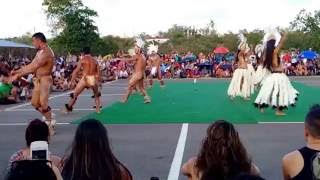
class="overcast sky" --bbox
[0,0,319,38]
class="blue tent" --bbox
[0,40,34,49]
[299,50,318,60]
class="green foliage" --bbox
[246,29,264,46]
[290,9,320,51]
[5,32,33,45]
[41,3,320,55]
[43,0,113,55]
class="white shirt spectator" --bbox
[119,70,128,78]
[54,71,61,78]
[60,68,65,74]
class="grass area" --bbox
[74,80,320,124]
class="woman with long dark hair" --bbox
[182,120,260,180]
[227,35,252,100]
[61,119,132,180]
[254,31,298,115]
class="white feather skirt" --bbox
[254,73,299,109]
[227,68,251,98]
[254,65,270,85]
[247,64,255,94]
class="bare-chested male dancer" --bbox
[64,47,102,113]
[148,44,164,87]
[120,39,151,103]
[10,33,56,135]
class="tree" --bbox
[43,0,83,34]
[290,9,320,51]
[246,29,264,47]
[221,32,238,52]
[290,9,320,33]
[101,36,120,54]
[43,0,111,55]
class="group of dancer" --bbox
[227,30,299,115]
[3,33,164,135]
[1,29,299,136]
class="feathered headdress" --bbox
[238,33,250,53]
[128,48,136,56]
[135,38,145,49]
[147,43,159,55]
[263,28,281,47]
[255,44,263,58]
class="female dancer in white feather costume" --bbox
[254,31,299,115]
[227,39,251,100]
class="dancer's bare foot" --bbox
[144,96,151,104]
[276,110,286,116]
[230,96,235,101]
[120,97,128,103]
[45,120,56,136]
[244,97,251,101]
[94,105,101,114]
[62,108,70,114]
[63,104,73,114]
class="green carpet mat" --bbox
[74,80,320,124]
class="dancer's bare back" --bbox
[80,55,98,76]
[238,51,247,69]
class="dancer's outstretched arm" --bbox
[275,31,288,53]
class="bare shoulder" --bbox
[274,47,280,54]
[251,163,261,176]
[182,157,197,176]
[47,47,55,57]
[283,150,302,164]
[282,150,304,177]
[119,164,132,180]
[38,48,54,61]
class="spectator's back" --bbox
[282,105,320,180]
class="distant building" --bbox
[145,37,169,44]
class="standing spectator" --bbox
[282,104,320,180]
[61,119,132,180]
[182,120,260,180]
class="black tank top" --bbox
[292,147,320,180]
